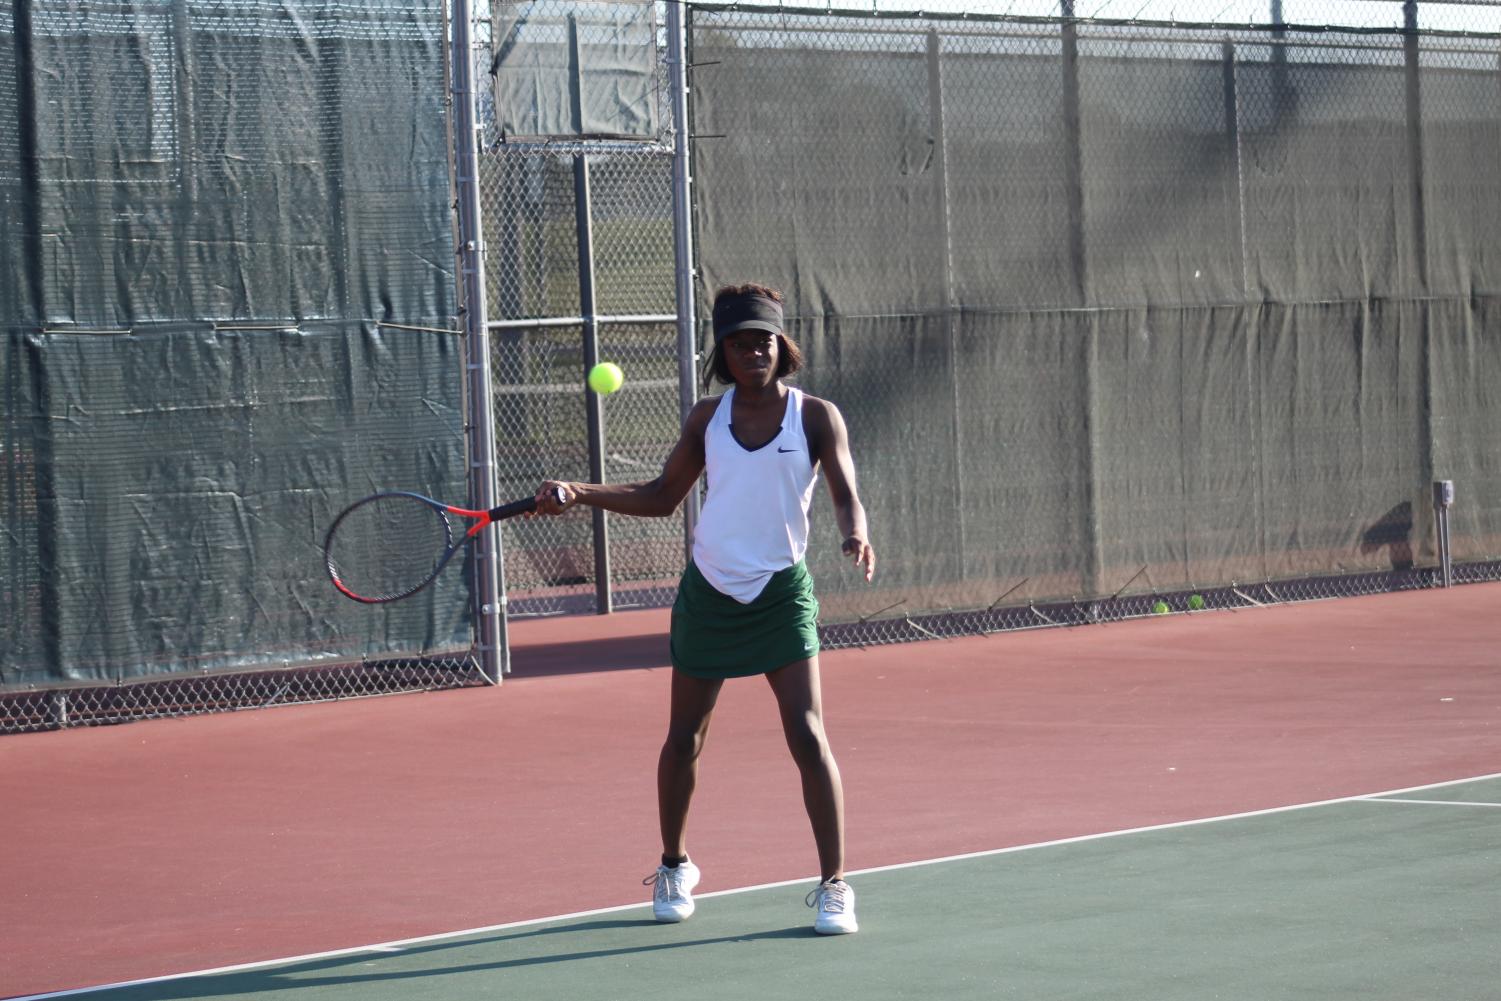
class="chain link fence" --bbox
[687,4,1501,649]
[8,0,1501,733]
[0,656,487,733]
[820,560,1501,648]
[1,0,478,734]
[787,0,1501,33]
[476,2,688,619]
[473,0,1501,649]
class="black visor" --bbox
[712,292,783,343]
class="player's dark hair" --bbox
[701,283,803,391]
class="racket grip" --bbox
[490,496,537,520]
[488,485,564,521]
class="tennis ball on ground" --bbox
[1188,593,1206,611]
[1151,600,1170,615]
[587,361,624,395]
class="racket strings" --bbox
[325,496,454,601]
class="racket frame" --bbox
[323,490,549,604]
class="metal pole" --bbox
[1269,0,1297,133]
[575,154,612,615]
[1060,0,1101,600]
[570,15,612,615]
[1434,480,1454,587]
[1060,0,1086,306]
[490,313,678,331]
[450,0,508,681]
[1404,0,1428,290]
[1223,40,1249,298]
[668,0,701,563]
[928,27,966,580]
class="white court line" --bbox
[13,769,1501,1001]
[1361,797,1501,808]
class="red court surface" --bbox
[3,583,1499,999]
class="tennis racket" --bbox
[324,486,564,604]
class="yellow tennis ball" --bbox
[1151,600,1170,615]
[1188,594,1206,611]
[587,361,623,395]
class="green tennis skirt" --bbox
[670,560,821,679]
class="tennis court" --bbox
[6,1,1501,997]
[6,583,1499,1001]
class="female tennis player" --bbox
[534,282,874,935]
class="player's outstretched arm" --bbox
[806,397,874,581]
[533,397,716,518]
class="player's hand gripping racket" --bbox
[324,486,564,604]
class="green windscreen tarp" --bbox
[688,11,1501,624]
[2,0,465,692]
[491,0,661,139]
[2,324,469,691]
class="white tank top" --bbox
[692,386,820,603]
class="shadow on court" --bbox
[11,586,1501,1000]
[120,920,816,1000]
[102,776,1501,1001]
[508,608,674,678]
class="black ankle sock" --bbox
[662,854,688,869]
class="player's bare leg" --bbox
[765,656,857,933]
[647,671,723,922]
[658,671,724,860]
[764,657,844,881]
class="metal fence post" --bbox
[669,0,701,562]
[1434,480,1454,587]
[569,14,612,615]
[927,27,967,581]
[1060,0,1102,600]
[451,0,507,681]
[574,152,613,615]
[1404,0,1428,290]
[1060,0,1087,304]
[1223,40,1249,297]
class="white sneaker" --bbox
[645,860,701,922]
[807,878,858,935]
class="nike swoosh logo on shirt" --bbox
[777,446,797,453]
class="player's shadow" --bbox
[1359,501,1414,571]
[508,631,671,677]
[132,920,819,998]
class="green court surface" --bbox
[44,775,1499,1001]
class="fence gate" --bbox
[476,1,698,642]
